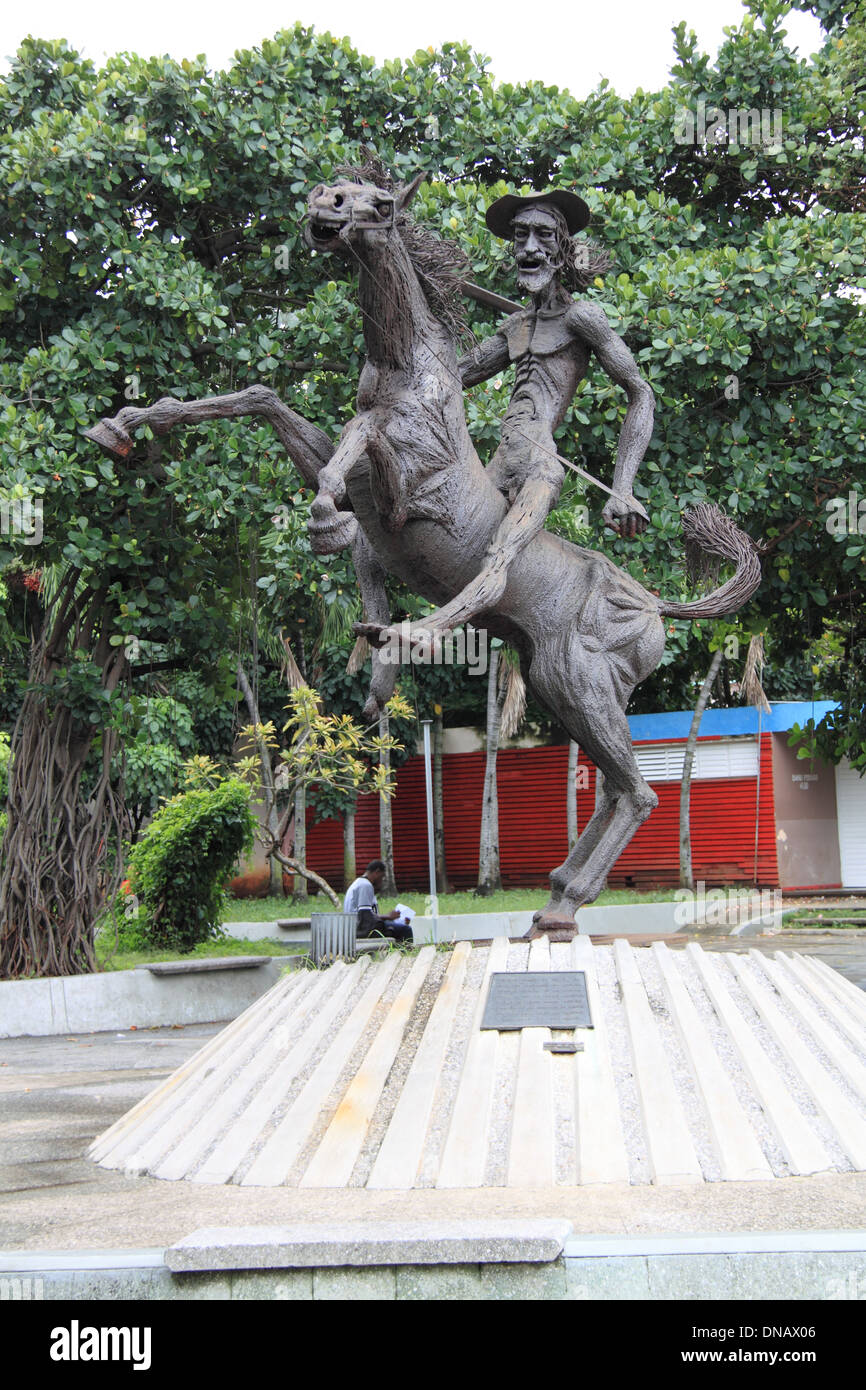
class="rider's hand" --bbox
[386,909,401,921]
[603,494,650,539]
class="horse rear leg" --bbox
[540,780,616,915]
[527,671,657,939]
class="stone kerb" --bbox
[227,901,693,946]
[0,957,284,1039]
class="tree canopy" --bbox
[2,6,864,724]
[0,2,864,971]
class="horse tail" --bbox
[656,503,761,618]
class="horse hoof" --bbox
[84,419,133,460]
[523,913,579,943]
[308,512,358,554]
[353,621,389,647]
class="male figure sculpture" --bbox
[402,189,655,637]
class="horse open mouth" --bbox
[307,216,345,249]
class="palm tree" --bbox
[477,643,525,895]
[679,634,770,889]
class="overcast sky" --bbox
[0,0,824,97]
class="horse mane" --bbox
[336,151,472,342]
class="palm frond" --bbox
[346,634,369,674]
[278,633,306,691]
[741,633,771,713]
[319,593,360,648]
[498,647,526,740]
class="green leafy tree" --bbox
[2,10,864,974]
[114,694,197,837]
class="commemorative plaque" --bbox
[480,971,592,1031]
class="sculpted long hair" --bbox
[537,204,614,292]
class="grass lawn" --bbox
[95,932,306,973]
[781,907,866,929]
[222,885,685,922]
[92,885,683,972]
[81,888,866,975]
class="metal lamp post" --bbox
[421,719,438,943]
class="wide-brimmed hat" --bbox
[485,189,591,238]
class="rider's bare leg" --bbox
[358,477,559,646]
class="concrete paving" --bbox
[1,928,865,1253]
[683,926,866,991]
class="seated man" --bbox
[344,859,413,942]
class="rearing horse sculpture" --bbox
[86,162,760,939]
[303,162,761,937]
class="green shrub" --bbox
[95,891,152,957]
[127,778,256,953]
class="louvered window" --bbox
[634,738,759,782]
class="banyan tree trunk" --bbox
[0,572,128,978]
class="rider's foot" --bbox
[308,495,358,553]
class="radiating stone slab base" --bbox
[89,938,866,1191]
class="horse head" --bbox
[304,158,470,353]
[304,171,425,257]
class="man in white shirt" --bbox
[344,859,413,942]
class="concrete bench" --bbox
[138,957,273,976]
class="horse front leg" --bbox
[308,415,372,554]
[85,384,334,488]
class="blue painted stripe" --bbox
[627,701,838,742]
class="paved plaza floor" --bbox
[1,928,864,1254]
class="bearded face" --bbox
[511,206,565,295]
